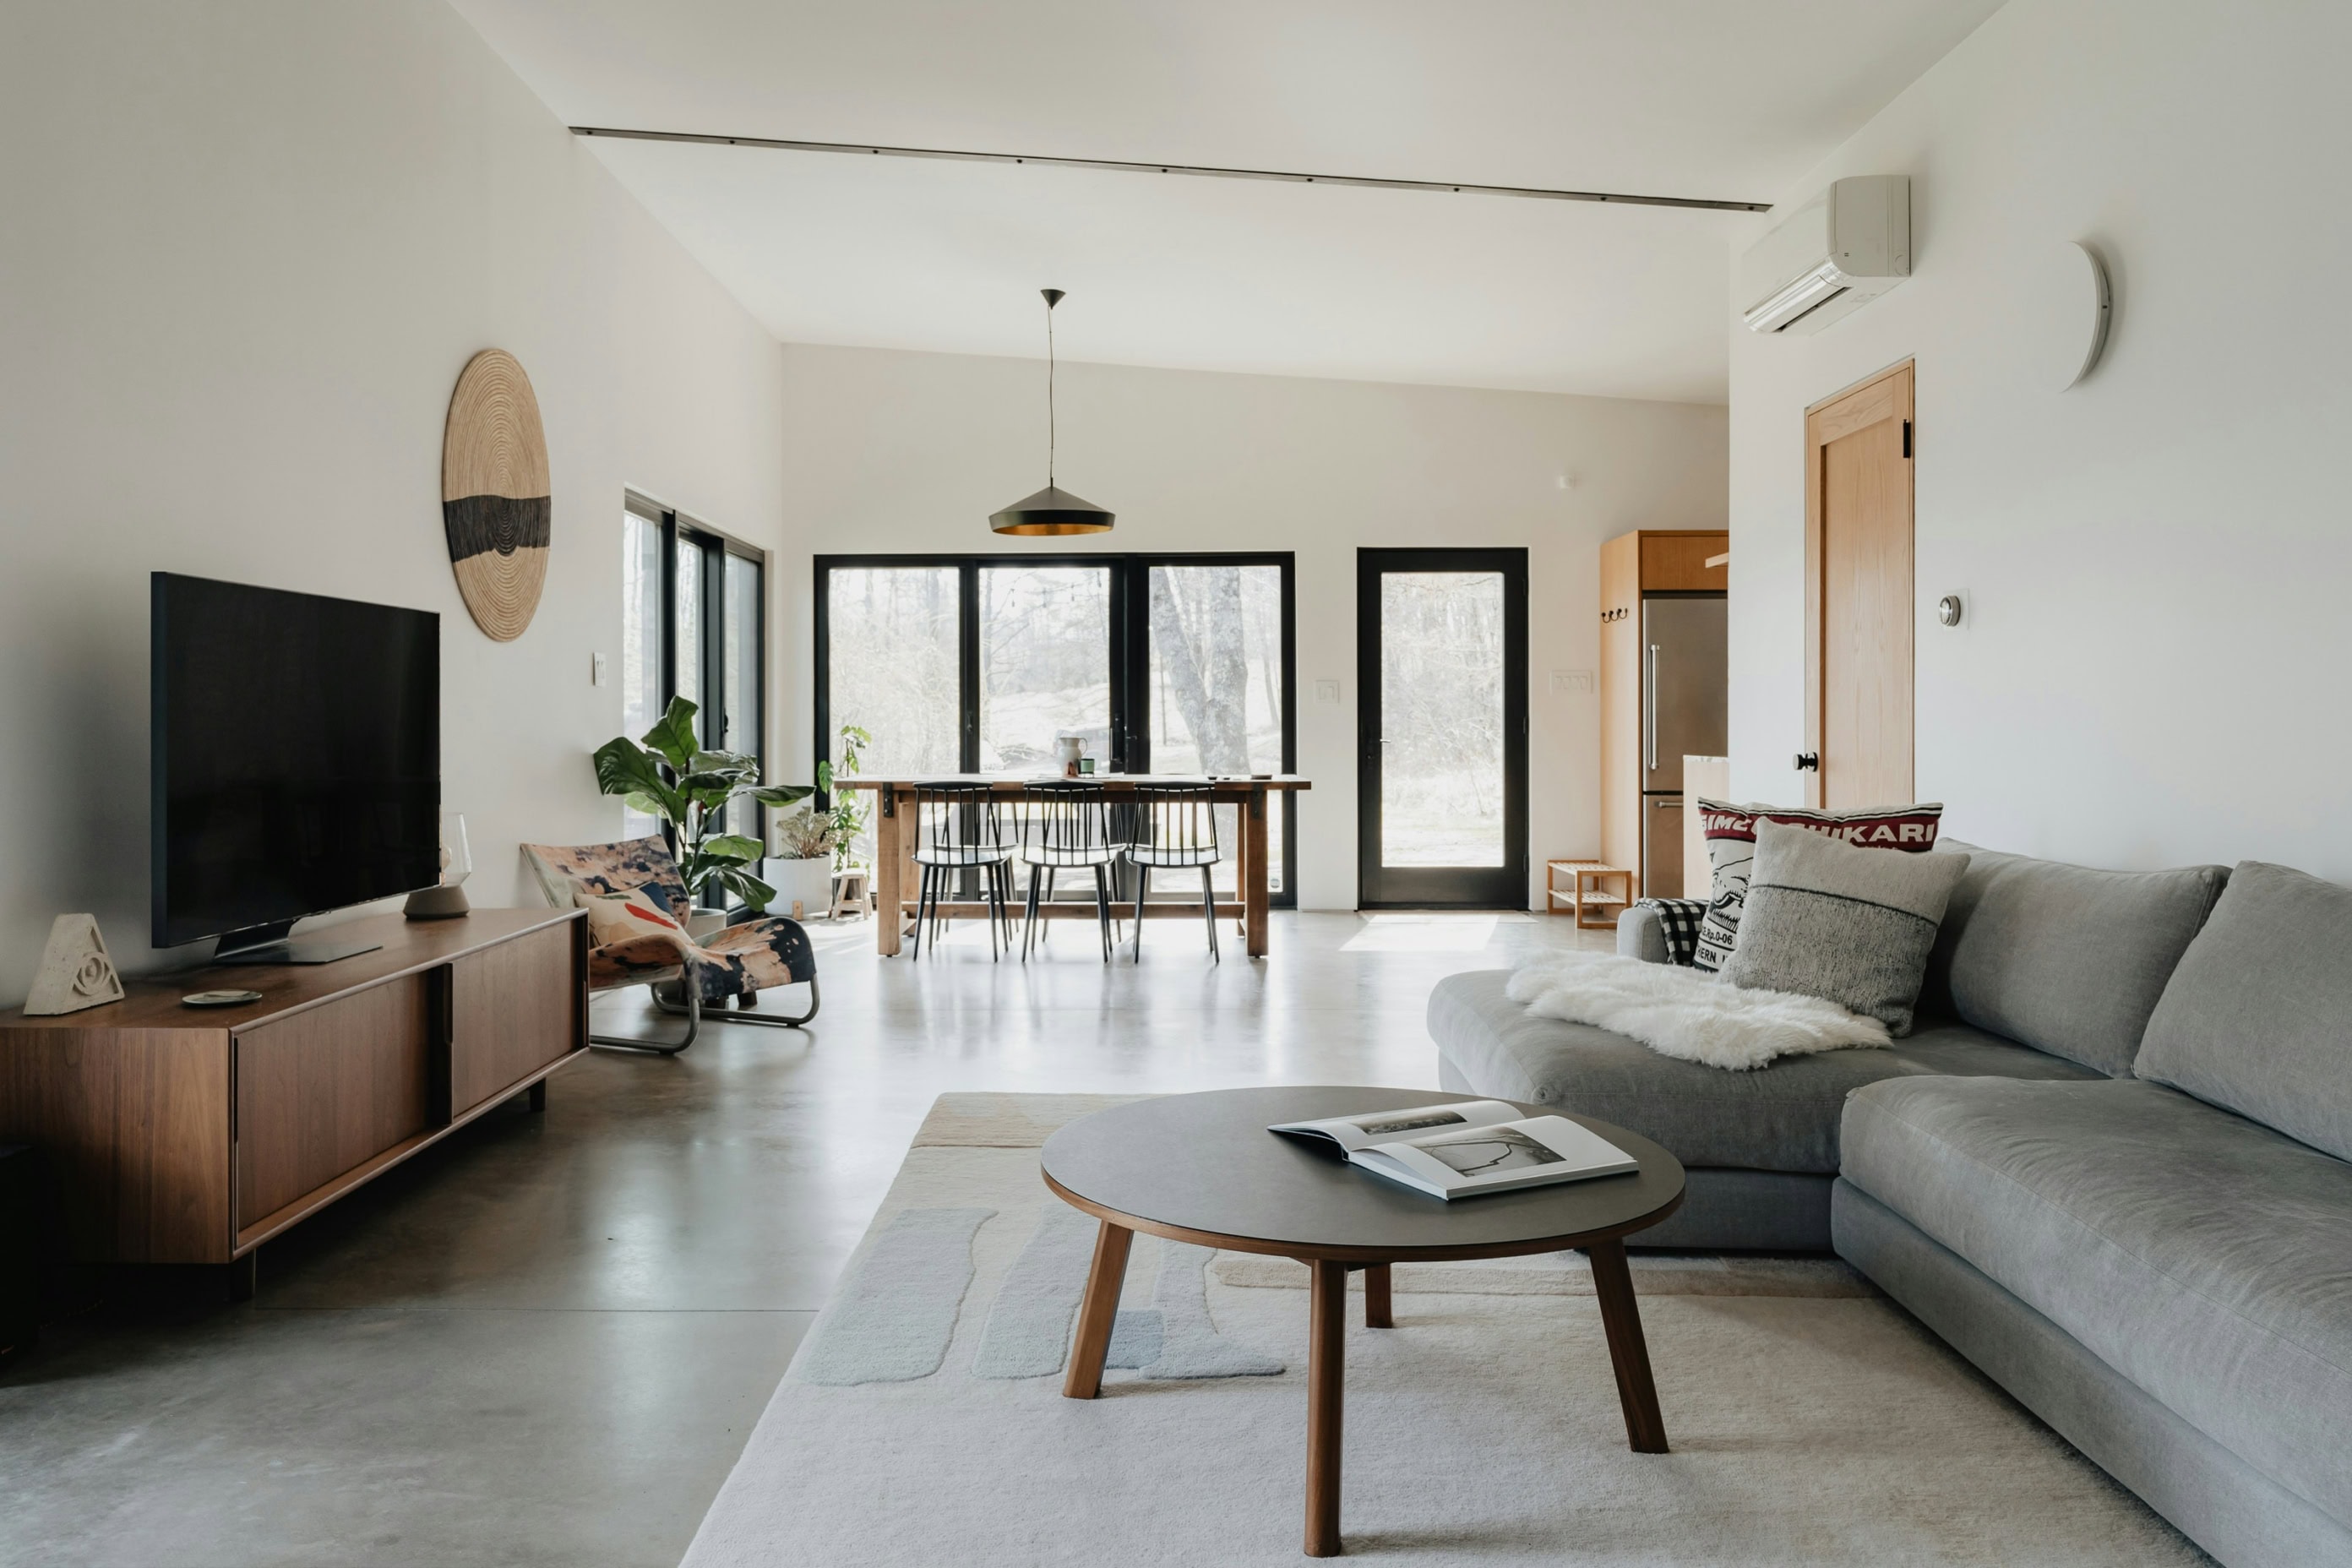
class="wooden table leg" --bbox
[1363,1262,1392,1328]
[1587,1238,1669,1453]
[1306,1258,1347,1556]
[874,793,903,957]
[1245,787,1270,958]
[1063,1222,1134,1400]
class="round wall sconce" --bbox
[2026,242,2112,390]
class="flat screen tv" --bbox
[152,573,439,962]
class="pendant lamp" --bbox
[990,288,1114,535]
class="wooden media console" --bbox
[0,908,587,1292]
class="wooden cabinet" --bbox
[1599,529,1728,901]
[0,909,585,1268]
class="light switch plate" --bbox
[1551,669,1594,694]
[592,652,608,687]
[1315,680,1342,704]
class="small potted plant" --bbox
[591,696,813,939]
[766,808,838,919]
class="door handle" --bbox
[1794,752,1820,772]
[1644,644,1659,772]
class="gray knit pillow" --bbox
[1721,820,1971,1037]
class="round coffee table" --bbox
[1041,1086,1686,1558]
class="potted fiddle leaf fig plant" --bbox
[591,696,813,935]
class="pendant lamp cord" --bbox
[1045,300,1056,487]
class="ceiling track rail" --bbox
[568,126,1772,213]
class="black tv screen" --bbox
[152,574,440,949]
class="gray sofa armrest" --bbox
[1617,902,1670,963]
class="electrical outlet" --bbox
[1551,669,1594,695]
[592,652,608,687]
[1315,679,1342,705]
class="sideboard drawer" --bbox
[449,923,580,1116]
[235,975,435,1229]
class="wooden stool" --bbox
[1545,860,1632,928]
[827,868,872,921]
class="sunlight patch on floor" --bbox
[1339,914,1501,952]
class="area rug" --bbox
[681,1093,2207,1566]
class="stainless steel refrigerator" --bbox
[1642,595,1729,898]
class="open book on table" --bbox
[1267,1100,1639,1200]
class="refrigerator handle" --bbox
[1644,643,1659,772]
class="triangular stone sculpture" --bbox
[24,913,125,1016]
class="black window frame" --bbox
[813,551,1298,907]
[625,492,769,849]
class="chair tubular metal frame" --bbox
[1015,780,1123,962]
[1124,781,1222,962]
[910,782,1018,961]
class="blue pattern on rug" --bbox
[796,1208,994,1386]
[971,1206,1282,1381]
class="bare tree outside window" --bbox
[827,567,960,868]
[1380,571,1505,867]
[1149,565,1285,894]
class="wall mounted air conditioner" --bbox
[1740,176,1910,335]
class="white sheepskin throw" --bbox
[1506,950,1890,1071]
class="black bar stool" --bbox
[910,782,1016,961]
[1124,781,1222,962]
[1015,781,1124,961]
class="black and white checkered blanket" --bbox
[1633,897,1709,967]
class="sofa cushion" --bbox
[1690,798,1945,972]
[1841,1076,2352,1525]
[1722,821,1969,1036]
[1925,841,2226,1076]
[2136,860,2352,1162]
[1427,969,2098,1173]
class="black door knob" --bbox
[1793,751,1820,772]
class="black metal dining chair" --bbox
[910,782,1017,961]
[1123,781,1222,961]
[1015,780,1124,961]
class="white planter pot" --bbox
[683,906,728,944]
[767,857,836,920]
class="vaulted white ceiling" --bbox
[450,1,2004,400]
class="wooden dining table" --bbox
[839,775,1311,958]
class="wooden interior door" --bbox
[1805,362,1915,809]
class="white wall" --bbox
[776,345,1727,910]
[0,2,787,995]
[1726,0,2352,875]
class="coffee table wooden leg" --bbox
[1587,1238,1669,1453]
[1063,1222,1134,1400]
[1363,1262,1392,1328]
[1306,1258,1347,1556]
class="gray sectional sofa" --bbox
[1427,844,2352,1568]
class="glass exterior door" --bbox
[1358,549,1527,907]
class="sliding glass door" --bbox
[814,553,1295,902]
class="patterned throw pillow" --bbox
[1722,820,1971,1035]
[1690,798,1945,972]
[578,889,690,950]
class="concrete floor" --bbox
[0,910,1603,1568]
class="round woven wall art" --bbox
[440,348,550,642]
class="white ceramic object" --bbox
[24,914,124,1015]
[684,907,728,944]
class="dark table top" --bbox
[1040,1086,1685,1262]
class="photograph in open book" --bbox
[1416,1125,1571,1176]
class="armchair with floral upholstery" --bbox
[523,836,819,1054]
